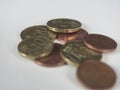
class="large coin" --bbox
[84,34,117,53]
[20,25,56,41]
[60,40,102,66]
[47,18,81,33]
[77,60,116,90]
[35,43,66,67]
[57,28,88,44]
[18,36,53,59]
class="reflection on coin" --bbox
[60,40,102,66]
[47,18,81,33]
[18,36,53,59]
[35,43,66,67]
[20,25,56,41]
[84,34,117,53]
[57,29,88,43]
[77,60,116,90]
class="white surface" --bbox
[0,0,120,90]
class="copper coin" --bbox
[77,60,116,90]
[57,29,88,43]
[83,34,117,53]
[35,43,66,67]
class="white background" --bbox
[0,0,120,90]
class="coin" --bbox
[77,60,116,90]
[57,28,88,43]
[60,40,102,66]
[18,36,53,59]
[35,43,66,67]
[20,25,57,41]
[47,18,81,33]
[84,34,117,53]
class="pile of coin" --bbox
[17,18,117,90]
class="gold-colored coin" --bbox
[20,25,57,41]
[18,36,53,59]
[47,18,81,33]
[60,40,102,66]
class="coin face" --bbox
[77,60,116,90]
[35,43,66,67]
[57,29,88,43]
[18,36,53,59]
[84,34,117,52]
[20,25,56,41]
[60,40,102,66]
[47,18,81,33]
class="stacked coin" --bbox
[17,18,117,90]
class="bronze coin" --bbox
[35,43,66,67]
[47,18,81,33]
[57,29,88,43]
[84,34,117,53]
[77,60,116,90]
[60,40,102,66]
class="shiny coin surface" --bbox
[47,18,81,33]
[18,36,53,59]
[77,60,116,90]
[84,34,117,53]
[57,28,88,43]
[60,40,102,66]
[20,25,56,41]
[35,43,66,67]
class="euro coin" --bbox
[18,36,53,59]
[20,25,56,41]
[57,28,88,43]
[47,18,81,33]
[60,40,102,66]
[84,34,117,53]
[35,43,66,67]
[77,60,116,90]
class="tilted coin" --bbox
[47,18,81,33]
[57,28,88,43]
[35,43,66,67]
[20,25,56,41]
[60,40,102,66]
[77,60,116,90]
[84,34,117,53]
[18,36,53,59]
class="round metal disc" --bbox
[57,28,88,43]
[47,18,82,33]
[77,60,116,90]
[60,40,102,66]
[84,34,117,52]
[20,25,56,41]
[18,36,53,59]
[35,43,66,67]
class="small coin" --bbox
[47,18,81,33]
[77,60,116,90]
[20,25,57,41]
[18,36,53,59]
[35,43,66,67]
[84,34,117,53]
[60,40,102,66]
[57,28,88,43]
